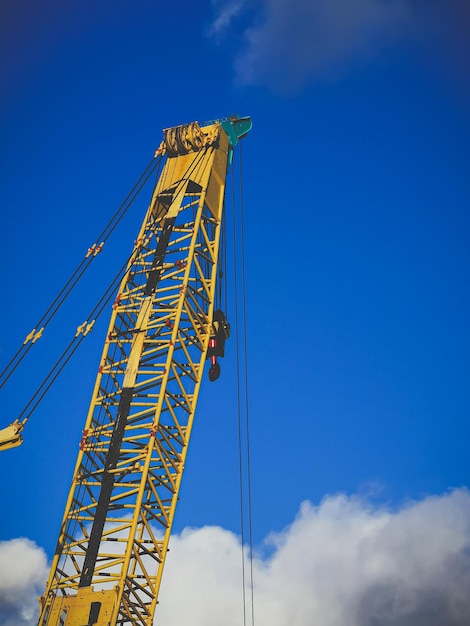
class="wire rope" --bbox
[232,160,248,626]
[0,154,163,391]
[16,247,138,427]
[239,143,256,626]
[232,142,256,626]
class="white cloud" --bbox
[210,0,412,92]
[158,489,470,626]
[3,489,470,626]
[0,538,48,626]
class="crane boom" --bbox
[38,116,251,626]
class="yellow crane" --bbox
[1,115,251,625]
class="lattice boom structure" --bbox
[38,117,251,626]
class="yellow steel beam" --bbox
[38,120,233,626]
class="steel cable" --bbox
[232,162,248,626]
[238,142,256,626]
[16,247,139,426]
[233,144,255,626]
[0,153,163,390]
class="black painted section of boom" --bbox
[144,217,176,296]
[78,217,175,588]
[79,388,133,587]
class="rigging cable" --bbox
[0,153,163,391]
[15,242,143,428]
[232,162,247,626]
[239,141,256,626]
[233,145,255,626]
[10,144,210,434]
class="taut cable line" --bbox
[239,142,256,626]
[233,146,256,626]
[0,153,163,391]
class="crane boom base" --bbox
[42,586,116,625]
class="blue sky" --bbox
[1,1,470,624]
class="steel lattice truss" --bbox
[39,125,231,626]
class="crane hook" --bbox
[207,310,230,382]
